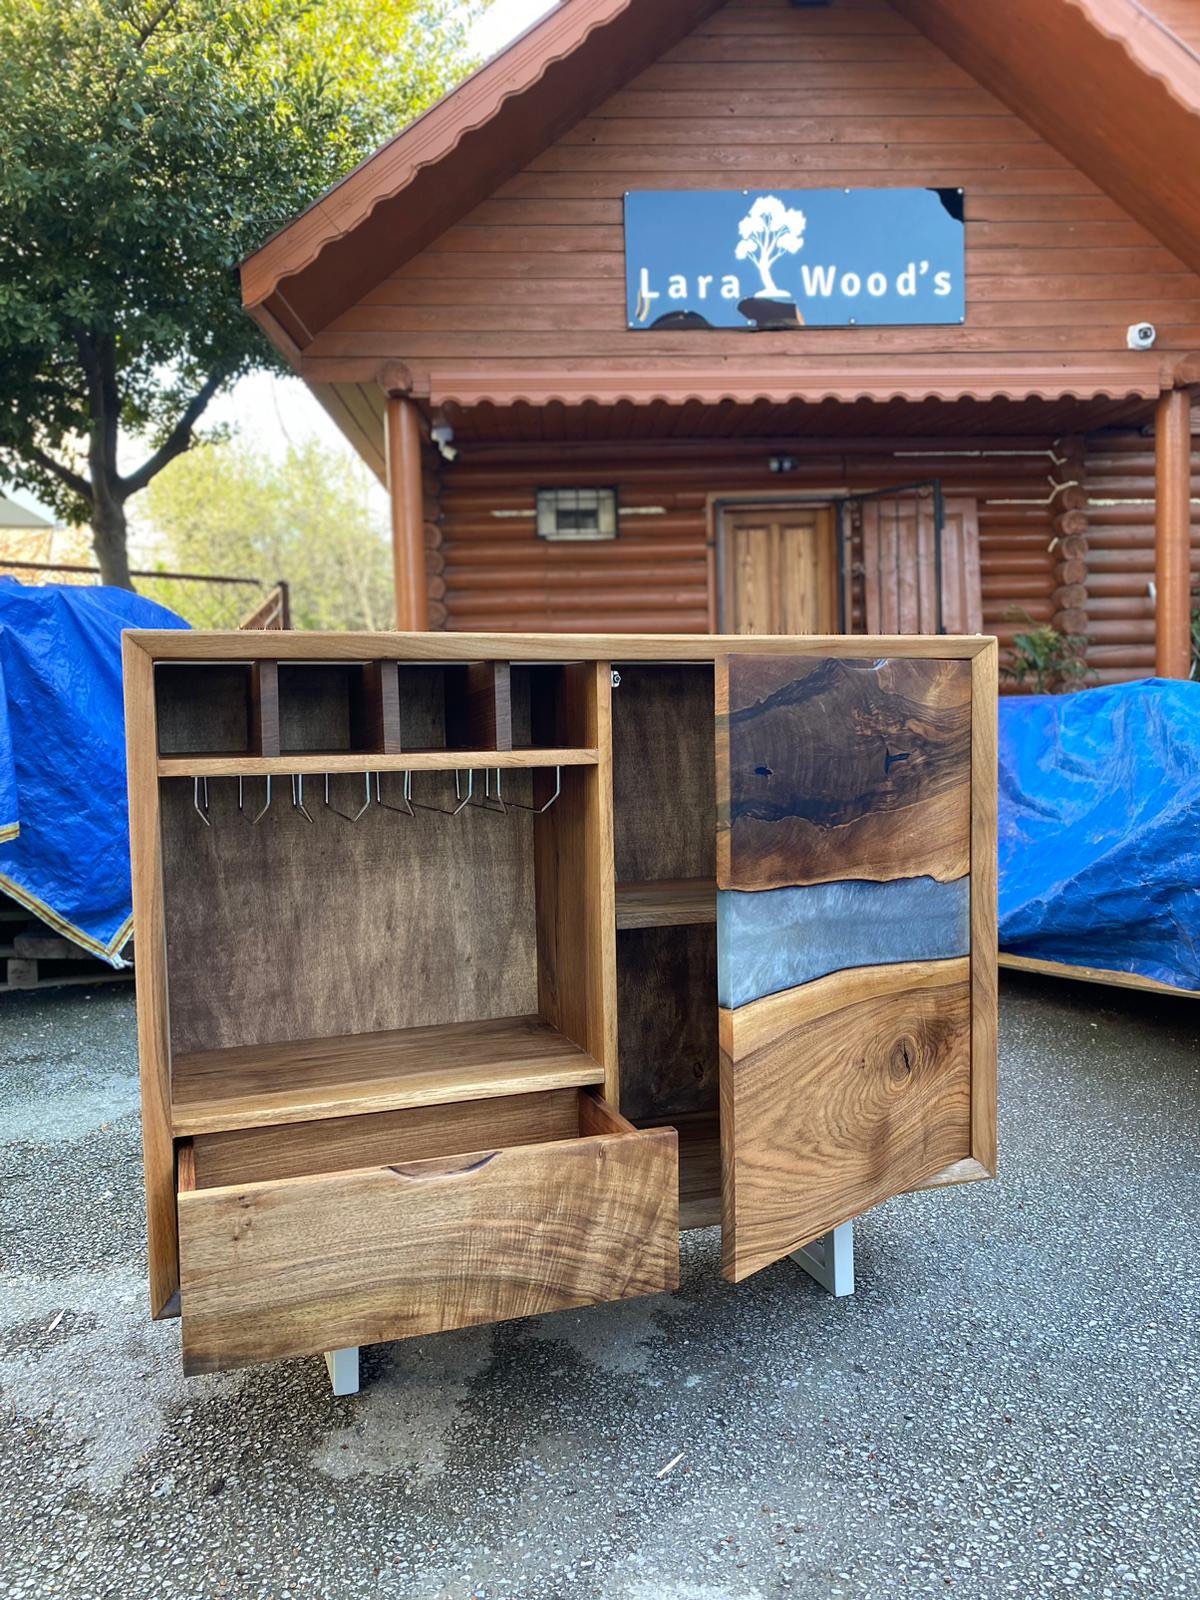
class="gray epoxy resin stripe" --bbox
[716,875,970,1011]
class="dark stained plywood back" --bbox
[156,665,252,755]
[716,655,971,889]
[159,778,538,1054]
[612,665,715,882]
[616,924,718,1123]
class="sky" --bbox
[5,0,558,528]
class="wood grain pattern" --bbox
[720,958,972,1283]
[156,747,598,776]
[998,950,1200,999]
[612,665,715,882]
[300,0,1200,403]
[160,779,539,1055]
[250,661,281,757]
[360,661,401,754]
[156,663,253,756]
[534,662,619,1104]
[437,440,1047,641]
[616,924,718,1124]
[189,1087,583,1188]
[446,662,513,750]
[716,654,972,889]
[638,1110,721,1231]
[615,878,716,930]
[720,505,838,634]
[130,631,994,664]
[969,641,999,1176]
[171,1015,603,1135]
[177,1094,678,1372]
[123,637,178,1317]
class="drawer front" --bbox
[177,1102,678,1373]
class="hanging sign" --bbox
[624,187,964,330]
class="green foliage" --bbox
[1001,609,1092,695]
[139,434,394,630]
[0,0,480,569]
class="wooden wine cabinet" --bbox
[124,631,997,1381]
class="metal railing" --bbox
[0,559,290,630]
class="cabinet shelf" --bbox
[615,877,717,930]
[171,1015,605,1136]
[157,747,598,778]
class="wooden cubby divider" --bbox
[249,661,280,756]
[445,662,512,750]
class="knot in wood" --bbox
[888,1036,917,1084]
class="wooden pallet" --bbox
[0,894,132,993]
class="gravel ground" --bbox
[2,974,1199,1600]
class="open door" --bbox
[715,651,995,1284]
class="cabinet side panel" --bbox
[970,641,999,1173]
[124,639,178,1317]
[535,663,618,1101]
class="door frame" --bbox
[707,492,845,633]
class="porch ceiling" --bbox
[439,392,1156,445]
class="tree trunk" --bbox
[92,494,133,589]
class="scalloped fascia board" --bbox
[422,359,1170,408]
[1064,0,1200,114]
[241,0,643,309]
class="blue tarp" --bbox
[998,678,1200,993]
[0,580,188,964]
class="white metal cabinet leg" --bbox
[791,1221,854,1297]
[325,1346,360,1396]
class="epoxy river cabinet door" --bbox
[715,653,997,1283]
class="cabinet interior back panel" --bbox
[613,666,715,882]
[159,781,538,1054]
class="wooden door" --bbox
[715,651,996,1283]
[721,505,837,634]
[859,492,981,635]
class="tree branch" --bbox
[121,367,227,497]
[22,443,92,505]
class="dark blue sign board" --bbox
[624,188,965,331]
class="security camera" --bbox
[431,421,457,463]
[1126,322,1157,351]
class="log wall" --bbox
[431,439,1061,688]
[1083,415,1200,683]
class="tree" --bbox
[735,195,807,300]
[0,0,481,586]
[139,433,394,630]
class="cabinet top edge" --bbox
[125,631,997,664]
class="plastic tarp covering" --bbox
[998,678,1200,993]
[0,580,188,964]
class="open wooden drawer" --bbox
[175,1088,678,1374]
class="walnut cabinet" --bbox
[123,631,997,1378]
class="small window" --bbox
[536,487,618,541]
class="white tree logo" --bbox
[735,195,807,300]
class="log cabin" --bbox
[240,0,1200,684]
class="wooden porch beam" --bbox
[385,393,429,632]
[1154,387,1194,680]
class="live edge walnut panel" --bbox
[178,1105,679,1374]
[720,960,972,1282]
[715,656,972,891]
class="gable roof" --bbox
[892,0,1200,279]
[243,0,1200,359]
[242,0,724,350]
